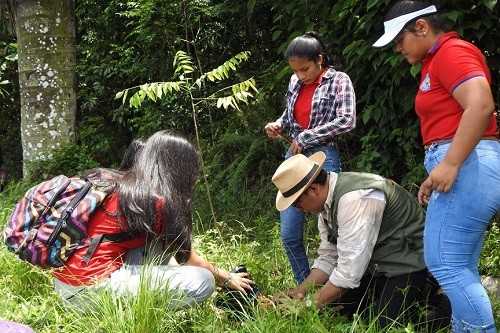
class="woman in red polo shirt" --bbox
[373,2,500,332]
[53,130,254,308]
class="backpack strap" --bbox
[46,180,93,246]
[81,232,139,265]
[16,178,73,252]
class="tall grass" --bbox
[0,183,498,332]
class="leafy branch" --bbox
[115,50,258,267]
[115,50,257,110]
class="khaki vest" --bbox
[325,172,426,277]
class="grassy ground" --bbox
[0,183,498,332]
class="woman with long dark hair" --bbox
[53,130,254,308]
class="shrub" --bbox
[480,217,500,278]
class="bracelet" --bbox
[213,266,220,280]
[304,294,313,308]
[223,273,233,287]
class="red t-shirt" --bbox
[53,193,146,286]
[415,32,498,145]
[294,68,328,130]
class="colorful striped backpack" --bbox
[3,171,134,269]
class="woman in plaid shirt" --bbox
[264,31,356,284]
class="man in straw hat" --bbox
[271,152,450,329]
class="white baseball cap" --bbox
[373,5,437,48]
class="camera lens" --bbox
[231,265,247,273]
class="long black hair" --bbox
[119,139,144,171]
[117,130,200,263]
[385,1,448,34]
[284,31,337,68]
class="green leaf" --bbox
[247,0,256,18]
[247,78,258,92]
[443,10,460,23]
[276,66,291,80]
[366,0,379,10]
[182,65,194,73]
[144,86,157,102]
[121,89,128,105]
[155,83,163,99]
[287,17,301,30]
[373,107,381,122]
[362,106,372,124]
[130,93,141,108]
[173,50,194,77]
[273,14,283,23]
[410,63,422,77]
[272,30,283,41]
[484,0,497,11]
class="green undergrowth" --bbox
[0,180,499,332]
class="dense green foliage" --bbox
[0,40,21,179]
[1,0,499,192]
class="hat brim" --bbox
[372,5,438,48]
[372,29,402,48]
[275,152,326,211]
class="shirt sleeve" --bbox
[277,75,300,131]
[296,72,356,149]
[435,41,489,93]
[311,214,339,275]
[327,189,386,289]
[277,107,289,132]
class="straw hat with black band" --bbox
[372,5,437,48]
[272,152,326,211]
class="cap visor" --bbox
[372,30,399,47]
[372,5,438,48]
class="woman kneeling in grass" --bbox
[53,130,255,308]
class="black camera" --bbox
[214,264,262,315]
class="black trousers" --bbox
[329,269,451,331]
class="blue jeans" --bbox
[423,139,500,333]
[280,146,341,284]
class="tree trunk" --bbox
[12,0,76,176]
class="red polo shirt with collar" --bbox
[415,32,498,146]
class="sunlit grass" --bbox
[1,183,498,332]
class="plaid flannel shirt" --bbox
[278,67,356,150]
